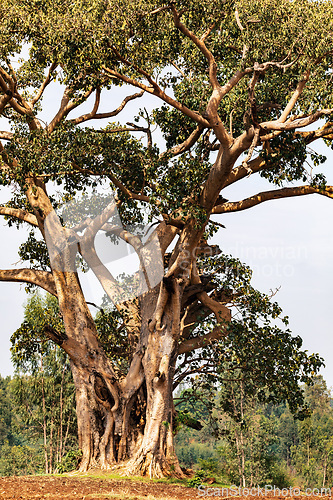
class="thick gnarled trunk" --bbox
[125,285,183,477]
[70,362,147,471]
[54,273,183,477]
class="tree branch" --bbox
[197,291,231,322]
[71,90,144,125]
[222,154,269,187]
[126,121,152,148]
[260,109,333,133]
[102,66,210,128]
[0,68,41,130]
[170,5,219,90]
[47,86,94,132]
[212,185,333,214]
[178,325,228,355]
[0,131,13,141]
[69,87,101,125]
[162,125,204,158]
[0,269,57,296]
[278,70,310,123]
[0,206,38,226]
[29,62,58,107]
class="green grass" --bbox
[54,469,189,486]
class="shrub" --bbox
[57,449,82,473]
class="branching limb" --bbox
[82,200,118,242]
[0,206,38,226]
[170,4,219,90]
[110,45,159,90]
[247,71,260,126]
[101,222,151,290]
[222,155,269,187]
[0,91,13,115]
[148,280,169,332]
[70,87,101,125]
[162,125,204,158]
[47,86,94,132]
[0,131,13,140]
[71,90,144,125]
[4,58,18,88]
[197,290,231,322]
[178,324,228,355]
[108,172,151,203]
[0,268,57,296]
[0,68,41,130]
[170,4,231,148]
[260,109,333,133]
[299,121,333,143]
[212,185,333,214]
[126,120,152,148]
[102,66,210,128]
[29,62,58,107]
[277,70,310,123]
[235,7,245,31]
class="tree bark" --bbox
[52,270,183,477]
[124,287,184,478]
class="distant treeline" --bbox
[175,375,333,489]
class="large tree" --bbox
[0,0,332,476]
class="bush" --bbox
[57,449,82,473]
[188,469,207,488]
[198,458,220,475]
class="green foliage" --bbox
[0,373,44,476]
[177,252,323,424]
[187,469,207,487]
[176,376,333,489]
[8,294,78,474]
[198,458,220,475]
[10,293,66,371]
[0,442,43,476]
[94,307,132,376]
[57,449,83,473]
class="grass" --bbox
[58,469,189,486]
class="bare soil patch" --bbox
[0,474,196,500]
[0,475,331,500]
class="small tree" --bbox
[0,0,332,475]
[10,294,77,474]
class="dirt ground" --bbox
[0,475,331,500]
[0,474,200,500]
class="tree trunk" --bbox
[69,361,147,471]
[53,272,183,477]
[125,286,184,478]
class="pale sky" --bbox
[0,84,332,391]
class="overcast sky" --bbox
[0,84,332,390]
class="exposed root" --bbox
[125,451,185,479]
